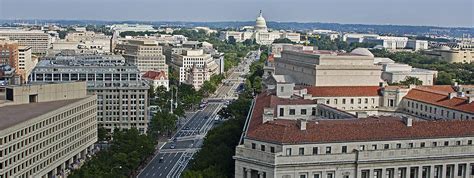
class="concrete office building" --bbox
[234,83,474,178]
[110,24,157,34]
[29,54,149,133]
[0,29,51,54]
[377,59,437,85]
[169,49,219,89]
[274,48,382,86]
[115,39,168,74]
[0,82,97,178]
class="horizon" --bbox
[1,0,473,28]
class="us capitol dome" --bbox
[255,10,268,32]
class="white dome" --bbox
[351,48,374,57]
[255,10,267,31]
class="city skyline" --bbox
[1,0,473,28]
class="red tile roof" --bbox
[142,70,167,80]
[247,117,474,144]
[404,88,474,114]
[417,85,456,94]
[305,86,381,97]
[246,91,474,144]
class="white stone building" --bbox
[142,70,169,91]
[169,49,219,89]
[115,39,168,74]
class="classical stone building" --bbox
[274,48,383,86]
[168,49,219,89]
[424,45,474,63]
[115,39,168,74]
[0,82,97,178]
[235,83,474,178]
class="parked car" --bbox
[170,144,176,149]
[159,157,164,163]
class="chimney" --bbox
[297,119,307,131]
[403,116,413,127]
[449,92,457,99]
[469,96,474,104]
[356,112,368,119]
[262,107,274,123]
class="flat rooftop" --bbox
[0,98,86,130]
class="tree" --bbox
[148,83,156,99]
[97,127,109,141]
[227,36,236,45]
[436,71,454,85]
[399,76,423,86]
[273,38,294,44]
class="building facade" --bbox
[0,82,97,178]
[424,46,474,63]
[0,30,51,54]
[169,49,219,89]
[142,70,169,91]
[115,39,168,74]
[274,48,382,86]
[235,85,474,178]
[29,54,149,133]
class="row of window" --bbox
[406,100,473,120]
[251,139,474,156]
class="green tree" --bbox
[399,76,423,86]
[436,71,454,85]
[273,38,294,44]
[148,83,156,99]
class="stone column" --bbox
[246,168,252,178]
[442,165,447,178]
[382,168,387,178]
[454,164,459,178]
[418,166,423,178]
[258,171,265,178]
[394,168,400,178]
[466,163,471,178]
[369,169,374,178]
[430,165,435,178]
[407,167,411,178]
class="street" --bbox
[137,51,258,178]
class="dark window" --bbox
[251,143,256,149]
[342,146,347,153]
[312,147,318,155]
[420,142,425,147]
[301,109,307,115]
[299,148,304,155]
[325,146,331,154]
[261,145,265,151]
[396,143,402,148]
[270,147,275,153]
[408,143,414,148]
[289,109,296,115]
[456,141,461,145]
[384,144,389,149]
[433,142,438,147]
[468,140,472,145]
[444,141,449,146]
[279,108,284,117]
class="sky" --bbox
[0,0,473,27]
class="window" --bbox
[420,142,425,148]
[312,147,318,155]
[396,143,402,148]
[280,86,284,93]
[286,148,292,155]
[433,142,438,147]
[468,140,472,145]
[270,147,275,153]
[299,148,304,155]
[301,109,307,115]
[342,146,347,153]
[326,173,334,178]
[261,145,266,151]
[456,141,461,145]
[300,175,307,178]
[325,146,332,154]
[358,98,362,104]
[384,144,389,149]
[279,108,284,117]
[350,99,354,104]
[289,109,296,115]
[342,99,346,104]
[251,143,256,149]
[313,174,320,178]
[444,141,449,146]
[372,144,377,150]
[408,143,414,148]
[359,145,365,150]
[334,99,338,104]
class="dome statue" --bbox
[255,10,268,32]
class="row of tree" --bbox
[181,50,267,178]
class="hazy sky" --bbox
[1,0,473,27]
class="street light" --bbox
[110,165,122,173]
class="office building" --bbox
[0,40,36,82]
[274,48,382,86]
[115,39,168,74]
[29,54,149,133]
[0,29,51,54]
[234,83,474,178]
[169,49,219,89]
[375,59,437,85]
[0,82,97,178]
[110,24,157,34]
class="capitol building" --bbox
[219,11,301,45]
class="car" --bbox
[184,126,190,130]
[170,144,176,149]
[205,116,209,119]
[159,157,164,163]
[173,137,177,142]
